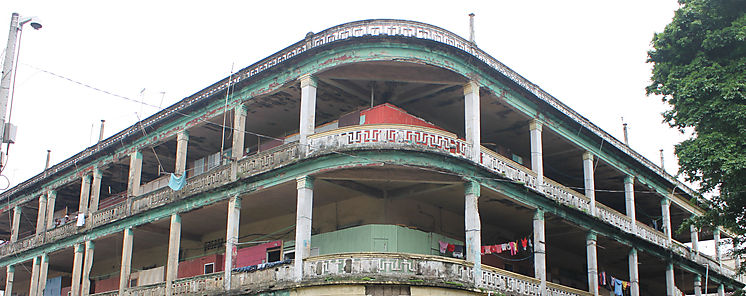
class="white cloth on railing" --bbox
[76,213,85,227]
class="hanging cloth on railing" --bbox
[169,173,186,191]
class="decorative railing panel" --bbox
[172,272,224,295]
[131,164,231,214]
[236,143,300,178]
[90,291,118,296]
[45,222,79,243]
[91,201,128,228]
[231,262,294,290]
[126,283,165,296]
[595,204,634,233]
[635,223,669,248]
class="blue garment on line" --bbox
[614,278,623,296]
[169,173,186,191]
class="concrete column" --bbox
[175,131,189,176]
[224,195,241,290]
[5,265,14,296]
[89,169,102,213]
[81,241,95,296]
[661,198,672,243]
[694,274,702,296]
[231,105,248,161]
[665,262,675,296]
[165,213,181,296]
[533,209,546,295]
[35,194,47,235]
[690,224,699,254]
[529,120,543,187]
[71,243,84,296]
[29,256,40,296]
[714,229,722,266]
[118,227,134,296]
[718,284,725,296]
[10,205,20,242]
[45,190,57,230]
[127,151,142,197]
[628,248,640,296]
[78,175,91,216]
[298,75,317,153]
[582,152,596,216]
[38,253,49,296]
[293,176,314,281]
[586,232,599,296]
[464,180,481,286]
[624,176,636,233]
[464,81,481,162]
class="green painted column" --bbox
[127,151,143,197]
[45,191,57,230]
[530,120,543,187]
[10,205,20,242]
[718,283,725,296]
[89,169,102,214]
[175,131,189,176]
[628,248,639,296]
[294,176,314,281]
[71,243,84,296]
[298,75,317,154]
[661,198,672,243]
[231,104,248,161]
[81,241,95,295]
[464,180,481,286]
[166,213,181,296]
[224,194,241,290]
[118,227,133,296]
[665,262,675,296]
[586,232,598,296]
[29,256,40,296]
[78,175,92,218]
[624,176,637,233]
[35,194,47,235]
[582,152,596,216]
[38,253,49,296]
[694,274,702,296]
[464,81,481,162]
[533,209,546,295]
[5,265,14,296]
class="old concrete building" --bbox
[0,19,742,296]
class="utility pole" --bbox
[0,13,21,169]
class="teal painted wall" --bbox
[310,224,461,256]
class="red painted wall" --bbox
[61,286,71,296]
[234,240,282,268]
[93,276,119,294]
[360,103,444,130]
[177,254,224,279]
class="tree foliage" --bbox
[647,0,746,272]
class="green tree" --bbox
[647,0,746,273]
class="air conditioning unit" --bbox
[3,123,17,144]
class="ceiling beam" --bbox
[318,77,369,104]
[394,84,455,106]
[387,183,458,200]
[137,223,201,242]
[320,179,384,199]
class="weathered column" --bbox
[71,243,84,296]
[690,224,699,254]
[78,175,91,216]
[224,195,241,290]
[665,262,675,296]
[624,176,636,232]
[165,213,181,296]
[661,198,672,243]
[582,152,596,216]
[89,168,102,214]
[35,194,47,235]
[5,265,14,296]
[586,232,599,296]
[464,180,481,286]
[81,241,95,296]
[628,248,640,296]
[694,274,702,296]
[45,190,57,230]
[38,253,49,296]
[118,227,134,296]
[293,176,314,281]
[29,256,40,296]
[10,205,20,242]
[529,120,543,187]
[231,105,248,161]
[714,229,722,266]
[533,209,546,295]
[718,283,725,296]
[175,131,189,176]
[298,75,317,153]
[127,151,142,197]
[464,81,481,162]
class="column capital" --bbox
[463,81,479,95]
[7,265,14,272]
[42,253,49,262]
[131,150,143,159]
[74,243,84,253]
[231,195,242,209]
[582,151,594,161]
[235,103,248,114]
[624,175,635,184]
[38,194,47,201]
[86,240,95,250]
[533,208,544,220]
[13,205,20,212]
[666,262,674,270]
[586,231,597,241]
[171,213,181,223]
[177,130,190,141]
[464,180,480,197]
[529,119,542,132]
[300,74,318,88]
[661,197,670,206]
[47,190,57,198]
[296,176,315,190]
[93,167,102,177]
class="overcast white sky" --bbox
[0,2,690,189]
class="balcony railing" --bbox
[1,125,735,280]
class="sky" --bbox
[2,0,715,249]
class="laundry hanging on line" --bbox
[480,237,533,256]
[169,173,186,191]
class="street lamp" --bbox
[0,13,43,171]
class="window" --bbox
[266,247,281,263]
[204,262,215,274]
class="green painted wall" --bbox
[311,224,461,256]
